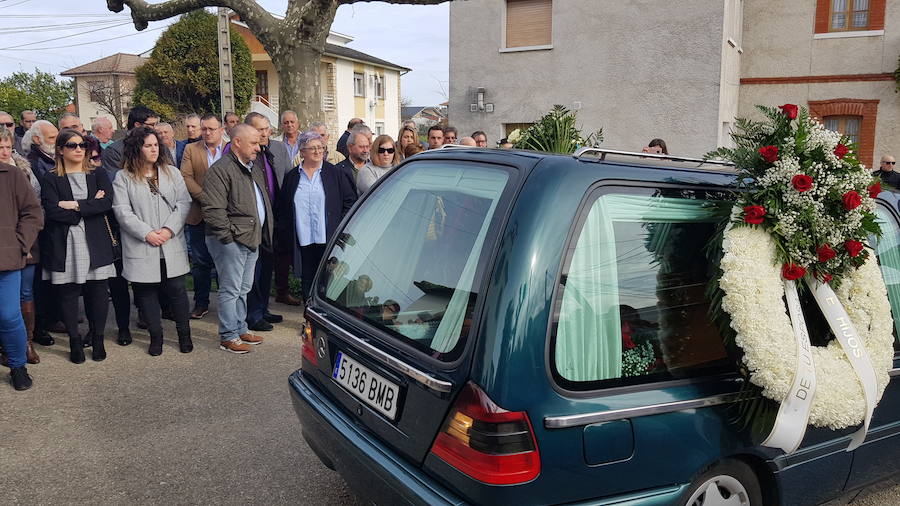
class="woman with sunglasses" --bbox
[41,130,115,363]
[357,134,399,194]
[112,127,192,356]
[275,131,356,302]
[0,127,42,365]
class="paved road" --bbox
[2,298,360,505]
[3,297,899,505]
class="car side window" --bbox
[550,190,735,390]
[870,204,900,352]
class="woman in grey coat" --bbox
[113,127,193,356]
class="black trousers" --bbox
[300,243,326,300]
[132,260,191,345]
[247,249,274,324]
[109,259,131,331]
[57,280,109,343]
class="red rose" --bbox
[822,273,833,283]
[869,182,881,198]
[834,144,850,159]
[779,104,798,119]
[759,145,779,163]
[842,190,862,210]
[791,174,813,192]
[844,240,864,257]
[782,263,806,281]
[816,244,836,263]
[743,205,766,224]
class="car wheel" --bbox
[681,459,764,506]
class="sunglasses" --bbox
[884,161,896,165]
[90,154,102,162]
[377,147,395,154]
[1,122,13,128]
[63,142,89,150]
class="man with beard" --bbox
[23,120,58,180]
[334,124,372,182]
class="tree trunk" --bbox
[270,43,324,123]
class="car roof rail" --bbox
[573,147,735,168]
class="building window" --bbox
[815,0,884,33]
[375,122,385,135]
[824,116,861,145]
[505,0,552,48]
[354,73,365,97]
[87,80,104,102]
[255,70,268,100]
[808,98,878,167]
[374,75,384,99]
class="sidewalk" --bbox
[1,296,361,505]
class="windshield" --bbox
[318,161,512,361]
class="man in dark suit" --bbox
[175,113,202,168]
[244,112,288,330]
[335,117,364,160]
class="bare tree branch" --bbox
[107,0,276,37]
[339,0,451,4]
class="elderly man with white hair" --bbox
[22,120,58,180]
[91,117,115,149]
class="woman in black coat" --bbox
[275,131,356,302]
[41,129,115,363]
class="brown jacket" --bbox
[181,140,226,225]
[0,162,43,271]
[201,152,273,252]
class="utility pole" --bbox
[216,7,236,117]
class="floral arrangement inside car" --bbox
[708,105,895,454]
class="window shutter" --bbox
[506,0,552,48]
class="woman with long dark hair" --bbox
[41,129,115,363]
[112,127,193,355]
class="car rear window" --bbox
[551,189,735,390]
[318,161,512,362]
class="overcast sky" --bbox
[0,0,449,106]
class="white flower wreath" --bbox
[720,224,894,429]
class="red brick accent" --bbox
[808,99,879,168]
[741,73,894,85]
[815,0,830,33]
[815,0,885,33]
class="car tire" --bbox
[679,458,764,506]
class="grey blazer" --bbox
[265,139,292,187]
[112,166,192,283]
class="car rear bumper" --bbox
[289,370,464,506]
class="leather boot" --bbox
[91,333,106,362]
[69,333,85,364]
[22,301,39,364]
[178,331,193,354]
[148,333,163,356]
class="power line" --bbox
[0,19,126,34]
[1,25,167,51]
[1,20,134,50]
[0,14,130,18]
[0,0,33,9]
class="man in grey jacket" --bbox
[202,124,274,354]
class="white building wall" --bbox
[335,59,357,134]
[449,0,725,157]
[383,71,401,138]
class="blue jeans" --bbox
[0,269,27,368]
[187,223,213,309]
[19,264,35,302]
[206,237,258,342]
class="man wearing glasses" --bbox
[874,155,900,190]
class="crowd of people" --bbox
[0,105,499,391]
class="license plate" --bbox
[332,352,400,420]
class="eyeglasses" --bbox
[63,142,89,150]
[377,147,395,154]
[303,146,325,152]
[1,122,13,128]
[883,161,896,165]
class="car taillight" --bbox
[300,321,318,366]
[430,382,540,485]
